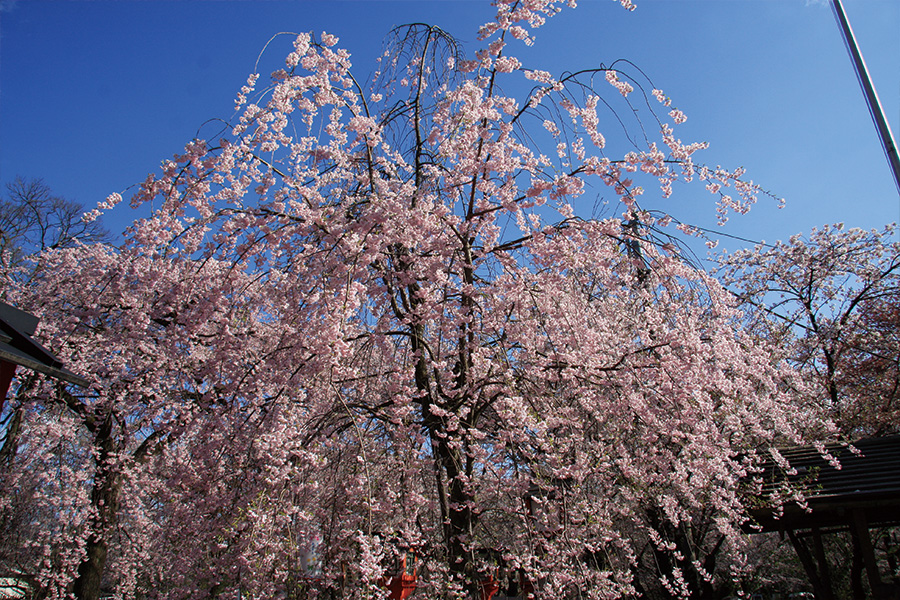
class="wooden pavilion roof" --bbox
[747,434,900,533]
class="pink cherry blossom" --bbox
[1,1,820,598]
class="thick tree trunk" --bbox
[425,413,481,598]
[435,434,478,596]
[72,415,121,600]
[73,538,109,600]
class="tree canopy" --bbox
[0,2,841,599]
[718,224,900,438]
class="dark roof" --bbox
[747,435,900,533]
[0,302,89,388]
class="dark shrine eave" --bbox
[745,434,900,534]
[0,301,90,389]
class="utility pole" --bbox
[832,0,900,196]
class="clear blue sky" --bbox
[1,0,898,256]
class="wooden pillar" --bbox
[886,534,900,585]
[851,509,889,598]
[812,527,830,584]
[788,529,836,600]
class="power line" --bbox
[831,0,900,197]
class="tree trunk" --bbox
[73,538,109,600]
[436,434,478,596]
[72,414,121,600]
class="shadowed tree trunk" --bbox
[73,413,120,600]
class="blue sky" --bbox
[1,0,898,257]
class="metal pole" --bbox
[832,0,900,196]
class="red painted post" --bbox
[479,574,500,600]
[382,552,417,600]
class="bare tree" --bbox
[0,177,111,277]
